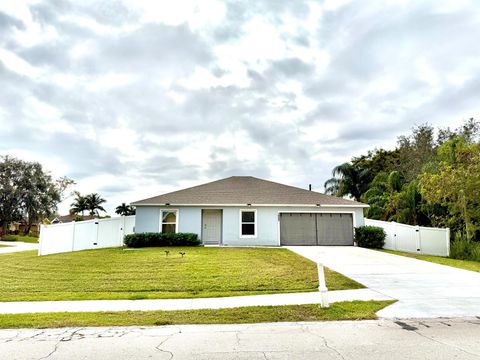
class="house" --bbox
[8,221,40,236]
[131,176,368,246]
[51,214,96,224]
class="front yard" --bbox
[0,247,363,302]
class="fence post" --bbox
[317,262,329,308]
[71,221,76,252]
[415,225,421,253]
[121,216,126,246]
[38,224,44,256]
[446,228,451,257]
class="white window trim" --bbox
[239,209,257,238]
[159,209,179,233]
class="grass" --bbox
[0,235,38,243]
[0,244,11,248]
[381,249,480,272]
[0,247,363,302]
[0,301,394,329]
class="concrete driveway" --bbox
[287,246,480,318]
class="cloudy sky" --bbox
[1,0,479,215]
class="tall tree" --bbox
[115,203,135,216]
[419,139,480,240]
[363,171,402,220]
[397,123,436,182]
[70,192,88,216]
[0,156,73,234]
[84,193,106,216]
[324,163,370,201]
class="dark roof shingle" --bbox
[132,176,367,207]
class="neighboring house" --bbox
[132,176,368,246]
[51,214,96,224]
[8,221,40,235]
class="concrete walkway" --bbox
[0,241,38,254]
[287,246,480,318]
[0,289,391,314]
[1,318,479,359]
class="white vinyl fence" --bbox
[364,218,450,256]
[39,215,135,256]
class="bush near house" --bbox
[1,235,18,241]
[355,226,386,249]
[124,232,201,248]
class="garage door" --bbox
[280,213,354,246]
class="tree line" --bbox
[325,118,480,243]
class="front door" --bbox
[202,210,222,245]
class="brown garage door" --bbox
[280,213,354,246]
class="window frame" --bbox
[159,209,179,234]
[239,209,257,238]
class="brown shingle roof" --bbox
[132,176,367,207]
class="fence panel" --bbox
[73,221,97,251]
[395,223,418,253]
[39,223,74,255]
[97,218,123,248]
[419,226,450,256]
[364,219,449,256]
[39,215,136,256]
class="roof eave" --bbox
[131,202,369,208]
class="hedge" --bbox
[0,235,18,241]
[124,232,201,248]
[355,226,386,249]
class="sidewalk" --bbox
[0,289,392,314]
[0,241,38,254]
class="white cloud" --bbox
[1,0,480,214]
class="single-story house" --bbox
[131,176,368,246]
[51,214,96,224]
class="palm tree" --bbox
[324,163,370,201]
[85,193,106,216]
[363,171,402,220]
[70,192,87,216]
[115,203,135,216]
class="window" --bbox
[240,210,256,237]
[161,210,177,233]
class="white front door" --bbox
[202,210,222,245]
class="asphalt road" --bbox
[1,318,480,359]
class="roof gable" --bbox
[132,176,367,207]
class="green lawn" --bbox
[0,247,363,302]
[0,235,38,243]
[381,250,480,272]
[0,300,393,329]
[0,244,11,248]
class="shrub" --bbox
[124,232,201,248]
[450,232,480,261]
[1,235,18,241]
[355,226,386,249]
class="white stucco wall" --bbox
[135,205,365,246]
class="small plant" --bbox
[179,252,186,258]
[355,226,386,249]
[164,250,170,257]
